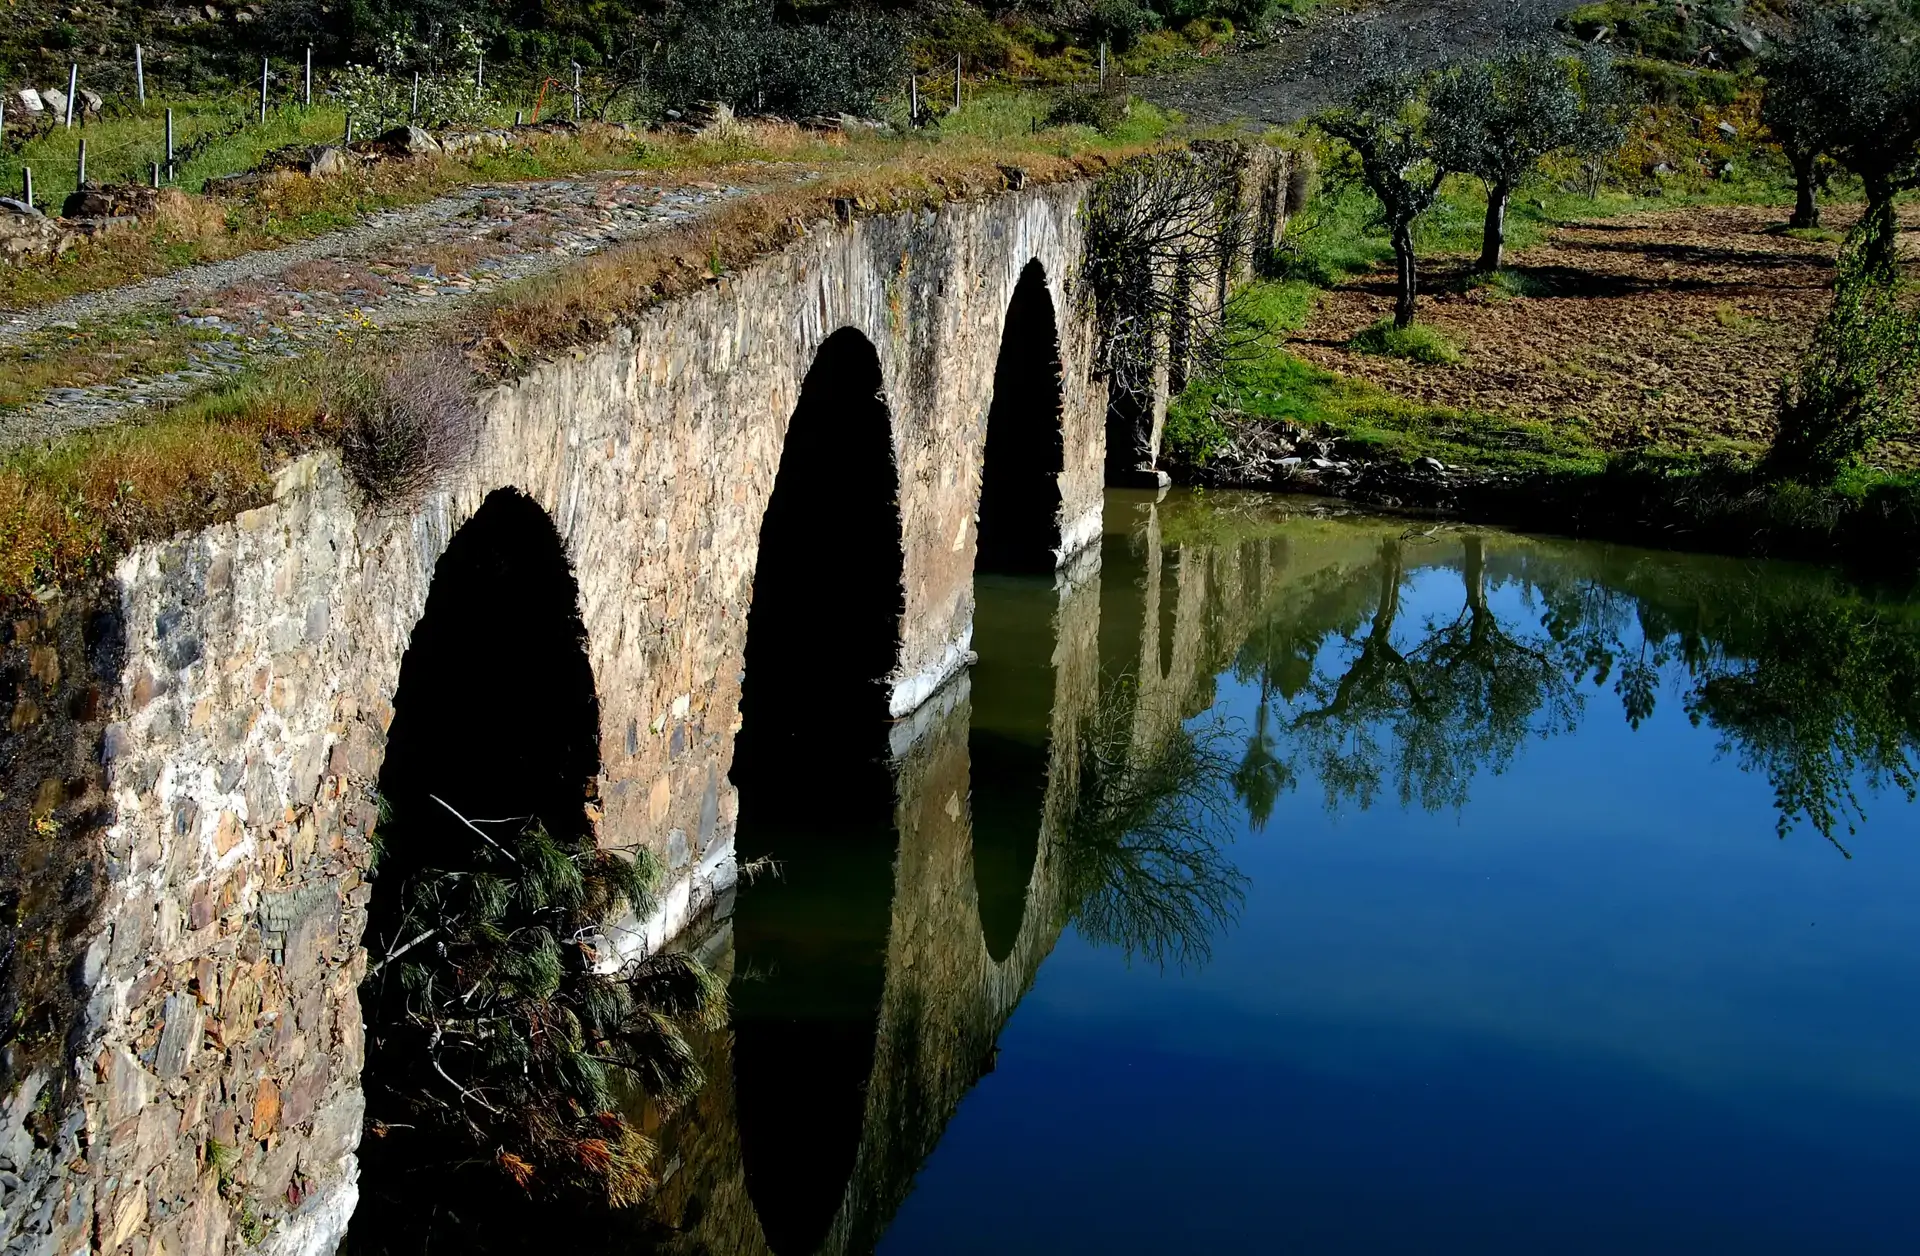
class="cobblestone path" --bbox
[0,172,782,447]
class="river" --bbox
[359,488,1920,1253]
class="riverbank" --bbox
[1164,188,1920,575]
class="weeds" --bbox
[331,347,480,509]
[1349,318,1461,364]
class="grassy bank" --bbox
[0,108,1176,606]
[1167,270,1920,571]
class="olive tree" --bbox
[1316,37,1448,327]
[1429,42,1584,271]
[1764,1,1920,269]
[1759,2,1854,229]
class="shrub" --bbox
[331,348,479,508]
[1088,0,1163,52]
[1766,234,1920,482]
[653,0,907,118]
[1044,85,1132,131]
[1350,318,1461,364]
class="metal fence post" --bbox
[412,71,420,119]
[77,138,86,186]
[22,167,31,211]
[136,44,146,106]
[305,46,312,107]
[165,107,174,166]
[260,59,269,124]
[65,64,76,128]
[572,62,581,121]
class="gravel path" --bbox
[0,172,783,448]
[1138,0,1585,127]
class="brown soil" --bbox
[1290,203,1920,460]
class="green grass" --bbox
[1349,318,1460,364]
[1165,279,1604,476]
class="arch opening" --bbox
[975,261,1066,575]
[967,573,1059,962]
[351,487,601,1249]
[730,328,905,1256]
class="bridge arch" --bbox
[729,327,905,1255]
[975,259,1067,575]
[354,486,601,1233]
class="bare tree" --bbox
[1315,34,1447,327]
[1084,146,1253,473]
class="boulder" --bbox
[40,87,67,118]
[60,182,191,220]
[203,170,296,197]
[15,88,43,114]
[0,212,71,262]
[362,125,441,159]
[258,143,360,178]
[78,89,103,116]
[0,197,43,218]
[308,145,355,177]
[438,129,510,157]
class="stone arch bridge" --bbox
[0,153,1287,1256]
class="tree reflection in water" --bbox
[1054,676,1248,969]
[1216,516,1920,850]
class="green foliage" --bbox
[649,0,907,118]
[1766,231,1920,482]
[362,802,715,1205]
[1349,318,1460,364]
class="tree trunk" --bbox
[1860,181,1899,278]
[1789,152,1820,230]
[1478,181,1510,272]
[1392,221,1418,329]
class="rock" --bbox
[999,165,1028,191]
[1650,162,1674,177]
[60,183,190,220]
[1414,456,1446,475]
[308,145,355,178]
[1715,121,1738,140]
[438,130,510,157]
[0,212,71,261]
[40,87,67,118]
[15,88,43,114]
[838,114,892,135]
[0,197,43,218]
[78,89,103,116]
[367,125,441,158]
[1717,160,1737,179]
[203,170,296,197]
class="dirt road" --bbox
[1138,0,1585,127]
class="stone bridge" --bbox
[0,151,1288,1256]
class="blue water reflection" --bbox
[882,501,1920,1255]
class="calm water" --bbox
[655,489,1920,1254]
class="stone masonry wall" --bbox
[0,178,1108,1256]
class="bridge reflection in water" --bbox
[639,488,1300,1256]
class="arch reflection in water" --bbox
[658,557,1102,1256]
